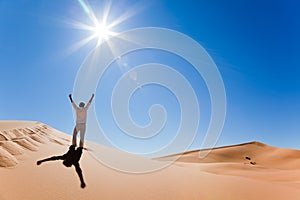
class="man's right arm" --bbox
[69,94,73,103]
[69,94,77,109]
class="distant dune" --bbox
[159,141,300,169]
[1,120,300,199]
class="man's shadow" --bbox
[36,145,86,188]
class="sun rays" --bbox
[66,0,146,53]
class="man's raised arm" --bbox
[89,93,95,103]
[69,94,77,109]
[69,94,73,103]
[85,93,94,109]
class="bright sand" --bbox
[1,120,300,200]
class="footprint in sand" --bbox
[244,156,257,166]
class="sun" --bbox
[68,0,144,52]
[92,22,114,44]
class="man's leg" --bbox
[79,124,86,148]
[72,126,78,146]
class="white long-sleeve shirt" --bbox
[72,102,91,124]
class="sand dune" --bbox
[160,141,300,169]
[159,141,300,188]
[1,120,300,199]
[0,121,68,167]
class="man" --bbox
[69,93,94,148]
[37,145,86,188]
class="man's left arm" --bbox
[86,93,94,110]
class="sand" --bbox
[1,120,300,199]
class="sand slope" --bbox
[1,121,300,200]
[161,141,300,169]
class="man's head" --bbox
[79,102,85,108]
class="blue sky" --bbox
[0,0,299,153]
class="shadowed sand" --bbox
[1,120,300,199]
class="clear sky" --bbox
[0,0,299,154]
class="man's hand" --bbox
[69,94,73,103]
[89,93,95,103]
